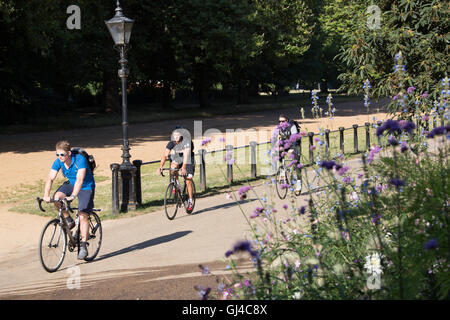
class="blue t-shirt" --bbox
[51,153,95,190]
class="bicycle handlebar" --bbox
[160,167,185,178]
[36,197,74,213]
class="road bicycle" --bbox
[275,157,302,199]
[160,168,196,220]
[36,197,102,273]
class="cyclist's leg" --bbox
[293,145,302,177]
[185,164,195,200]
[53,181,73,219]
[292,145,302,192]
[77,189,95,243]
[171,161,180,179]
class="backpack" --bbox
[71,147,96,174]
[290,119,301,133]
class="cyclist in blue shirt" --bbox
[43,140,95,260]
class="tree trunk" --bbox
[102,70,120,113]
[237,82,250,105]
[320,79,328,94]
[194,64,210,109]
[161,80,174,109]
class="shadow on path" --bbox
[179,198,258,218]
[96,231,192,262]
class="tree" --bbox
[337,0,449,114]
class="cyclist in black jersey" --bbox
[157,126,195,211]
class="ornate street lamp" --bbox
[106,1,136,212]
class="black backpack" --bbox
[71,147,96,174]
[290,119,301,133]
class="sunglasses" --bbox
[56,152,67,157]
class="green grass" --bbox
[2,124,382,220]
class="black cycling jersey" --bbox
[166,139,195,164]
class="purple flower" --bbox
[342,176,352,184]
[407,86,416,94]
[289,134,302,144]
[424,238,439,250]
[199,264,211,275]
[278,121,290,131]
[400,141,408,153]
[309,145,316,151]
[337,166,349,176]
[371,214,382,224]
[232,240,258,257]
[389,178,405,188]
[201,138,211,146]
[282,204,288,210]
[250,207,264,219]
[399,120,416,134]
[426,126,450,138]
[195,285,211,300]
[368,145,381,164]
[297,163,303,169]
[299,206,306,214]
[421,91,428,98]
[376,119,402,137]
[388,136,399,146]
[238,186,252,200]
[280,183,289,189]
[286,160,298,168]
[320,160,336,170]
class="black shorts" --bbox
[55,181,95,213]
[171,162,195,178]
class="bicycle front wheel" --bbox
[164,182,179,220]
[275,166,289,199]
[84,212,102,262]
[39,219,67,273]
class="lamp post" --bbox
[105,1,136,212]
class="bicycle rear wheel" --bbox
[164,182,179,220]
[84,212,102,262]
[183,180,196,214]
[275,166,289,199]
[39,218,67,273]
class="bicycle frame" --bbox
[161,168,187,196]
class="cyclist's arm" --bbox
[181,147,191,170]
[43,169,58,201]
[157,148,171,173]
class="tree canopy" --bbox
[0,0,448,125]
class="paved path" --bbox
[0,155,370,299]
